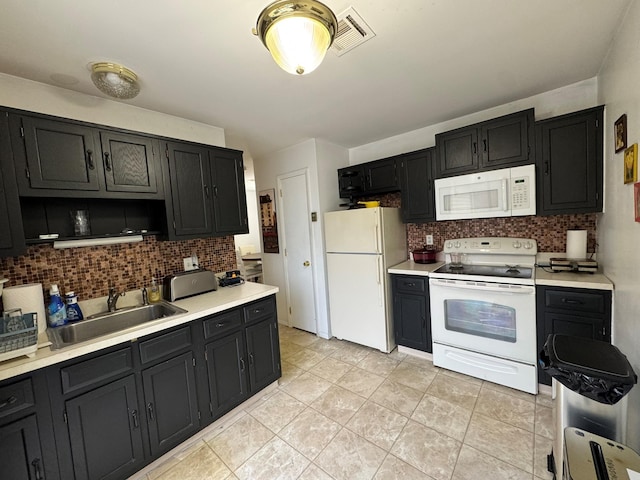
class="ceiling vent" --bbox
[330,7,375,56]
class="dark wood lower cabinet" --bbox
[142,352,199,457]
[0,415,45,480]
[392,275,432,352]
[65,375,144,480]
[206,331,248,418]
[246,317,281,392]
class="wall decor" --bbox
[615,114,627,153]
[635,183,640,222]
[624,143,638,184]
[259,189,279,253]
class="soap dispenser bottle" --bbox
[47,284,68,327]
[149,277,161,303]
[65,291,84,322]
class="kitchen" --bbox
[0,1,640,479]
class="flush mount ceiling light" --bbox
[253,0,338,75]
[90,62,140,99]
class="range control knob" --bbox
[512,241,522,249]
[454,241,461,249]
[446,241,453,249]
[523,241,533,249]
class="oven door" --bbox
[429,278,536,363]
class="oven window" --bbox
[444,299,516,343]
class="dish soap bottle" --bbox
[47,284,68,327]
[149,278,161,303]
[65,291,84,322]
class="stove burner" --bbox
[449,264,464,270]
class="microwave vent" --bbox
[330,7,375,56]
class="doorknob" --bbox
[303,261,310,266]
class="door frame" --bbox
[276,168,318,332]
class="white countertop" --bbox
[388,260,613,291]
[0,282,278,382]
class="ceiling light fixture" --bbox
[254,0,338,75]
[90,62,140,99]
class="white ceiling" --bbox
[0,0,631,159]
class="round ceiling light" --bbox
[90,62,140,99]
[254,1,338,75]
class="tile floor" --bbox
[130,325,556,480]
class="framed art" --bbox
[615,114,627,153]
[624,143,638,184]
[259,188,279,253]
[635,183,640,222]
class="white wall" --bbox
[598,0,640,450]
[349,78,599,164]
[0,73,225,146]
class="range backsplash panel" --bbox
[0,236,236,302]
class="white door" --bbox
[278,170,317,333]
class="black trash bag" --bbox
[539,334,637,405]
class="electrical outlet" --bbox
[183,257,197,271]
[426,234,434,245]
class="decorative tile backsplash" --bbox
[0,236,237,302]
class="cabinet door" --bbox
[100,131,158,194]
[338,165,365,198]
[209,148,248,235]
[394,293,430,352]
[142,352,199,457]
[0,112,26,256]
[536,106,603,215]
[364,157,399,194]
[205,331,248,418]
[166,141,213,237]
[0,415,44,480]
[400,148,435,223]
[480,109,533,169]
[245,317,281,393]
[66,375,144,480]
[19,116,101,191]
[435,126,478,177]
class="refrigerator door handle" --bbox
[375,223,380,254]
[377,256,383,306]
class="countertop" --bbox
[388,260,613,290]
[0,282,278,382]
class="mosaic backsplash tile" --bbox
[0,236,237,303]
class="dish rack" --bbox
[0,312,38,362]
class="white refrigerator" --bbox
[324,207,407,353]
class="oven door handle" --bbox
[430,279,535,295]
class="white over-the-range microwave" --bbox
[434,164,536,221]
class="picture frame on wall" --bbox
[615,114,627,153]
[635,183,640,222]
[624,143,638,184]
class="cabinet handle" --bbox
[561,298,583,305]
[104,152,112,171]
[544,161,550,175]
[483,139,487,152]
[131,409,139,428]
[204,185,210,198]
[249,353,254,365]
[240,358,246,371]
[147,403,154,421]
[0,395,17,409]
[473,142,477,154]
[86,149,95,170]
[31,458,43,480]
[213,185,218,197]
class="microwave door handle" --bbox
[502,179,509,211]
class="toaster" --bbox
[163,269,218,301]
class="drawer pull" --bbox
[216,322,228,328]
[562,298,583,305]
[252,308,263,314]
[404,282,415,287]
[0,395,17,409]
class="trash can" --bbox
[539,334,637,478]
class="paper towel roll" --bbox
[3,283,47,334]
[566,230,588,260]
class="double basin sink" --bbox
[47,301,187,350]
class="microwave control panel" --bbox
[510,164,536,214]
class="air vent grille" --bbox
[330,7,375,56]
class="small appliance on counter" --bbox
[163,269,218,301]
[549,258,598,273]
[218,270,244,287]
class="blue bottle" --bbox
[65,291,84,322]
[47,284,68,327]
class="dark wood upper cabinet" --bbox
[210,148,248,235]
[0,112,25,256]
[536,106,603,215]
[435,108,534,177]
[399,148,435,223]
[338,165,365,198]
[364,157,400,194]
[17,115,101,191]
[100,131,159,194]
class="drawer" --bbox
[394,275,427,295]
[203,309,242,340]
[244,296,276,324]
[139,326,192,365]
[61,347,134,395]
[0,378,34,420]
[545,289,605,315]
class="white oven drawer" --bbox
[433,343,538,394]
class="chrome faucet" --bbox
[107,287,126,312]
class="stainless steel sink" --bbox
[47,302,188,350]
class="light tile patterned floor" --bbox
[131,325,555,480]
